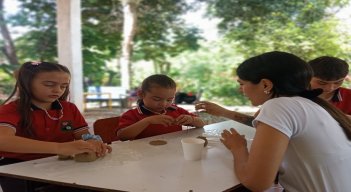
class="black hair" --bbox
[141,74,176,93]
[2,61,71,137]
[237,51,311,98]
[308,56,349,81]
[237,51,351,140]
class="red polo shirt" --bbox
[331,87,351,115]
[0,100,88,160]
[118,102,196,140]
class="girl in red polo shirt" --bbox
[117,74,205,141]
[0,61,111,192]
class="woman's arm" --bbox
[196,101,255,126]
[221,122,289,191]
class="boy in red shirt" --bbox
[117,74,205,141]
[308,56,351,115]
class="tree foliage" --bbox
[1,0,350,106]
[170,41,249,105]
[133,0,201,74]
[6,0,201,86]
[203,0,347,28]
[200,0,351,59]
[169,0,351,105]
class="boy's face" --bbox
[310,77,345,100]
[141,86,176,113]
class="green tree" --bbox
[170,0,351,105]
[229,18,351,60]
[171,41,249,105]
[8,0,201,87]
[201,0,351,59]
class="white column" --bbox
[56,0,83,111]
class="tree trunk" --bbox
[119,0,139,90]
[0,0,19,65]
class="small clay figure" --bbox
[74,152,98,162]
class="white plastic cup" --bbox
[181,138,205,161]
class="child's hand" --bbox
[86,140,112,157]
[146,115,175,126]
[56,140,97,156]
[175,115,194,125]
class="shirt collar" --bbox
[31,100,62,110]
[331,88,342,102]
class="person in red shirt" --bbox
[308,56,351,115]
[117,74,205,141]
[0,61,111,192]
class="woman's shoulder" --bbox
[266,96,309,104]
[264,97,296,106]
[262,97,314,112]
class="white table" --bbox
[0,120,255,192]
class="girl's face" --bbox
[141,86,176,113]
[310,77,344,100]
[237,78,271,106]
[31,71,70,109]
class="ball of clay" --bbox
[196,136,208,147]
[74,152,98,162]
[57,155,73,160]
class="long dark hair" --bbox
[237,51,351,140]
[2,61,71,137]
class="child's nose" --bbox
[159,100,168,107]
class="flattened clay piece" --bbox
[58,155,73,160]
[149,140,167,146]
[197,136,208,147]
[74,152,98,162]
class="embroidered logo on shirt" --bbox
[61,121,73,131]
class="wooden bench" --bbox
[83,86,128,111]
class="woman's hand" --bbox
[195,101,225,116]
[220,128,247,154]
